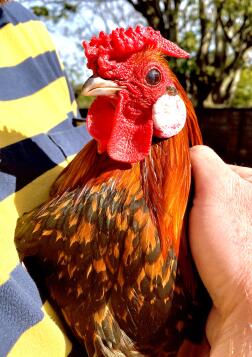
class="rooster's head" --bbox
[82,26,190,163]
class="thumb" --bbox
[190,145,233,200]
[189,145,244,309]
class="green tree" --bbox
[231,67,252,107]
[127,0,252,107]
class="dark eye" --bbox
[145,68,161,85]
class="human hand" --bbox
[189,145,252,356]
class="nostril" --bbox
[166,86,178,96]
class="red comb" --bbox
[83,25,189,73]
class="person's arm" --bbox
[189,145,252,356]
[0,1,88,355]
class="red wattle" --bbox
[107,93,153,163]
[86,97,115,153]
[86,94,153,163]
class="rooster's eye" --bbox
[146,68,161,85]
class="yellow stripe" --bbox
[0,21,57,68]
[8,302,72,357]
[0,155,75,284]
[0,78,78,148]
[72,99,78,117]
[42,301,68,332]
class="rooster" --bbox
[15,26,210,356]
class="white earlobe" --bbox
[152,94,186,138]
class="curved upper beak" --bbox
[81,75,126,96]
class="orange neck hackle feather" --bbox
[140,97,201,259]
[151,72,202,258]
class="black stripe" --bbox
[0,120,91,200]
[0,51,64,101]
[0,2,37,29]
[0,264,44,356]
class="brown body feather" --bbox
[15,86,209,355]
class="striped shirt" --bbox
[0,2,90,355]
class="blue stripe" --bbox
[65,74,76,104]
[48,116,91,157]
[0,2,37,29]
[0,51,63,101]
[0,120,91,200]
[0,264,44,356]
[48,111,82,135]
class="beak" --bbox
[81,75,126,96]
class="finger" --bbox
[190,145,232,198]
[228,164,252,183]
